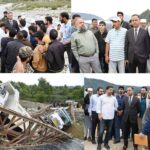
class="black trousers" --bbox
[64,43,72,64]
[123,117,139,148]
[91,111,99,141]
[129,55,146,73]
[71,53,80,73]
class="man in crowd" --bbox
[59,12,72,71]
[125,14,150,73]
[105,17,127,73]
[28,25,37,48]
[45,16,55,35]
[71,18,102,73]
[84,88,93,141]
[1,11,8,23]
[140,19,148,30]
[114,86,126,143]
[71,14,81,73]
[117,11,130,30]
[4,31,24,73]
[88,87,104,144]
[89,18,99,34]
[5,11,19,32]
[122,86,140,150]
[1,28,17,72]
[96,86,118,150]
[95,21,108,73]
[138,87,149,131]
[44,29,65,73]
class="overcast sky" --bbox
[72,0,150,19]
[0,74,84,86]
[84,74,150,87]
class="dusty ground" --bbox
[84,139,145,150]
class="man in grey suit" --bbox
[122,87,140,150]
[125,14,150,73]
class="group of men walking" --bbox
[84,86,150,150]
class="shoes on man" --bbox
[92,140,96,144]
[104,144,110,149]
[123,145,127,150]
[83,137,87,140]
[97,144,101,150]
[87,137,92,141]
[114,140,120,144]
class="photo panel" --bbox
[71,0,150,73]
[0,74,84,150]
[84,74,150,150]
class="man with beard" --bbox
[88,87,104,144]
[1,11,8,23]
[114,86,126,143]
[96,86,118,150]
[105,17,127,73]
[45,16,55,35]
[71,18,102,73]
[138,87,149,131]
[59,12,72,71]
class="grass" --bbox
[66,122,84,140]
[0,0,71,10]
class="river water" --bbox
[16,139,84,150]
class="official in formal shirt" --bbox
[96,86,118,150]
[122,86,140,150]
[125,14,150,73]
[88,87,104,144]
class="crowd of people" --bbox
[0,11,72,73]
[84,86,150,150]
[71,11,150,73]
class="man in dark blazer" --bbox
[122,86,140,150]
[5,11,19,32]
[125,14,150,73]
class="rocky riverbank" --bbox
[0,3,71,25]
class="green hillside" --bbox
[140,9,150,22]
[0,78,83,103]
[84,78,148,93]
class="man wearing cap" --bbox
[105,17,127,73]
[125,14,150,73]
[140,19,147,30]
[12,46,34,73]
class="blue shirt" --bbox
[116,95,125,110]
[88,94,100,114]
[140,97,146,118]
[62,22,72,43]
[142,114,150,135]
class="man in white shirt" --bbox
[96,86,118,150]
[88,87,104,144]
